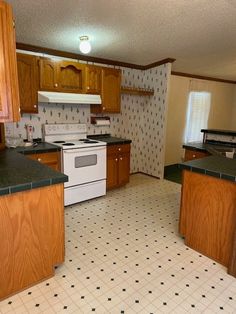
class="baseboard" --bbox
[130,171,160,180]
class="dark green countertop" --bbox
[16,142,60,154]
[179,155,236,182]
[183,142,236,156]
[0,145,68,196]
[88,134,132,145]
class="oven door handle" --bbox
[63,146,106,154]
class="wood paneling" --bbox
[184,148,210,161]
[180,170,236,271]
[0,184,64,300]
[16,42,175,70]
[17,53,39,113]
[0,1,20,122]
[27,151,61,171]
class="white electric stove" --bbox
[43,123,107,206]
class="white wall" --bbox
[5,62,172,178]
[165,75,236,166]
[231,86,236,129]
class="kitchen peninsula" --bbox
[179,129,236,278]
[0,147,68,300]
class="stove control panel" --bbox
[43,123,87,135]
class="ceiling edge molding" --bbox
[16,42,175,70]
[171,71,236,85]
[142,58,176,70]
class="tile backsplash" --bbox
[5,62,172,178]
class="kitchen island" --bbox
[179,156,236,277]
[0,148,68,300]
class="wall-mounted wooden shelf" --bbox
[121,86,154,96]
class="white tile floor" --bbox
[1,174,236,313]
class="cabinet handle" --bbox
[193,154,196,158]
[118,148,121,151]
[87,86,90,90]
[54,83,58,88]
[102,107,106,110]
[34,105,37,108]
[120,157,123,161]
[115,158,118,162]
[38,158,42,162]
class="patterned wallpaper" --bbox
[5,62,171,178]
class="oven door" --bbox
[62,146,106,188]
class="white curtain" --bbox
[184,80,211,143]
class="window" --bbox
[184,91,211,143]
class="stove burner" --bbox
[62,143,75,146]
[79,139,99,144]
[53,140,65,143]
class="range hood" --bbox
[38,91,102,104]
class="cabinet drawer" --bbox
[184,149,210,161]
[27,151,60,171]
[107,143,130,155]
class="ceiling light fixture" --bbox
[79,36,91,54]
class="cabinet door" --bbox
[17,53,39,113]
[91,67,121,113]
[39,59,59,91]
[58,61,84,93]
[84,65,101,94]
[106,151,119,189]
[0,1,20,122]
[102,68,121,113]
[118,151,130,186]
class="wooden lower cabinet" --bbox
[184,148,210,161]
[107,144,130,190]
[180,170,236,277]
[27,151,61,171]
[0,184,64,300]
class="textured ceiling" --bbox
[7,0,236,80]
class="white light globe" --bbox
[79,40,91,54]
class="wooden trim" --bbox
[171,71,236,84]
[136,171,161,180]
[142,58,176,69]
[121,87,154,96]
[16,42,175,70]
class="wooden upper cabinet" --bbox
[58,61,84,93]
[91,67,121,113]
[17,53,39,113]
[0,1,20,122]
[84,65,101,94]
[39,58,58,91]
[39,59,85,93]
